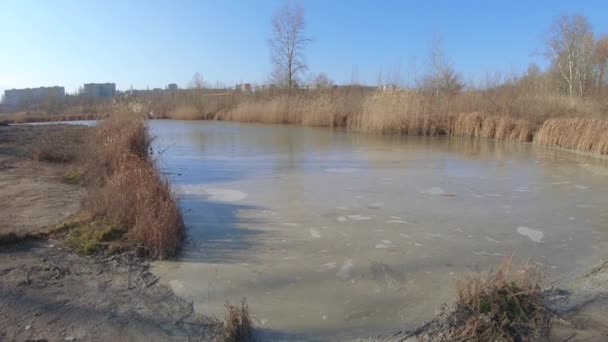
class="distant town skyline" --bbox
[1,0,607,95]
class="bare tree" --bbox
[420,34,463,99]
[545,14,594,96]
[310,73,334,89]
[190,72,206,89]
[269,4,312,90]
[593,35,608,92]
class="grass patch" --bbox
[535,118,608,155]
[62,170,84,185]
[82,114,184,259]
[447,256,549,341]
[29,127,86,163]
[67,221,126,255]
[218,299,253,342]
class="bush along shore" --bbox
[48,112,184,259]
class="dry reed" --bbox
[218,299,253,342]
[452,112,535,142]
[7,86,606,155]
[167,105,203,120]
[30,125,88,162]
[446,256,549,341]
[84,114,183,258]
[535,118,608,155]
[350,90,448,135]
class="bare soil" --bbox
[0,124,217,341]
[0,125,85,238]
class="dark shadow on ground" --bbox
[0,285,215,340]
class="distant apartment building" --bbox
[3,86,65,107]
[235,83,252,92]
[167,83,178,91]
[83,83,116,98]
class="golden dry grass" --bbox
[83,114,183,258]
[29,125,89,163]
[452,112,535,142]
[5,87,606,155]
[167,105,202,120]
[535,118,608,155]
[218,299,253,342]
[225,96,291,124]
[351,92,536,141]
[350,90,446,135]
[448,256,549,341]
[2,106,106,124]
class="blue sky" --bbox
[1,0,607,94]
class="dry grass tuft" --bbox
[453,112,535,142]
[83,114,183,258]
[167,105,202,120]
[535,118,608,155]
[67,220,126,255]
[30,126,88,163]
[446,256,549,341]
[226,96,291,124]
[351,90,446,135]
[218,298,253,342]
[352,92,536,141]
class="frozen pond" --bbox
[150,120,608,340]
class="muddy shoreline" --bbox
[0,124,217,341]
[368,260,608,341]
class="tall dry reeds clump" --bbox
[445,257,549,341]
[217,299,253,342]
[85,114,183,258]
[224,93,339,127]
[225,96,291,124]
[351,90,450,135]
[299,92,338,127]
[509,94,605,123]
[535,118,608,155]
[167,105,203,120]
[452,112,535,142]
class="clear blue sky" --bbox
[1,0,607,94]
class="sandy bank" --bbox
[0,124,217,341]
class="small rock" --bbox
[25,325,31,330]
[64,337,75,341]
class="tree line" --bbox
[268,5,608,98]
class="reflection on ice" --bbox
[177,184,248,202]
[517,226,544,243]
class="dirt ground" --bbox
[0,124,217,341]
[0,125,85,238]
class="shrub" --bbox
[83,114,183,258]
[535,118,608,155]
[449,257,549,341]
[30,126,87,163]
[218,299,253,342]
